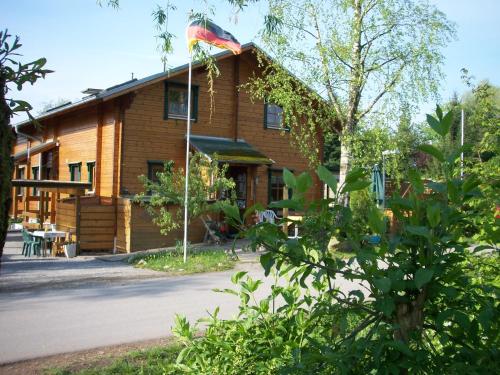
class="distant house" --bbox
[10,43,324,253]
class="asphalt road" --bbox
[0,232,360,364]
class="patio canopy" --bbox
[189,135,274,165]
[13,141,58,163]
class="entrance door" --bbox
[227,166,247,209]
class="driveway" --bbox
[0,232,361,364]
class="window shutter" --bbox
[193,86,199,122]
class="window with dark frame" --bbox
[31,166,39,196]
[69,162,81,182]
[147,161,165,184]
[264,102,285,130]
[164,82,199,121]
[17,167,25,196]
[87,162,96,191]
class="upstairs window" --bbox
[17,167,25,196]
[87,162,96,191]
[164,82,198,121]
[31,166,39,196]
[69,162,81,182]
[147,161,165,184]
[264,103,285,130]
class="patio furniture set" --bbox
[20,226,74,258]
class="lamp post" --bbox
[382,150,398,209]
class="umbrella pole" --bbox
[182,51,193,263]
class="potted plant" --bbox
[63,238,77,258]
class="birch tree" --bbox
[246,0,455,202]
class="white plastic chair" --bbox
[257,210,278,224]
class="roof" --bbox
[189,135,274,165]
[15,42,259,130]
[13,141,58,162]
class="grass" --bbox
[44,343,182,375]
[129,248,237,274]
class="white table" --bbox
[32,231,67,256]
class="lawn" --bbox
[129,248,237,274]
[45,343,182,375]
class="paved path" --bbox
[0,232,360,364]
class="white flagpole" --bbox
[460,108,465,179]
[182,51,193,263]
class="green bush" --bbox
[172,107,499,374]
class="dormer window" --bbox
[264,102,286,130]
[164,82,198,121]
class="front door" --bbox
[227,166,247,209]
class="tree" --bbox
[0,30,51,265]
[135,153,235,240]
[243,0,455,203]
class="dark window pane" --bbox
[266,103,283,129]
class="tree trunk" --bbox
[0,72,14,271]
[394,290,426,343]
[337,139,350,205]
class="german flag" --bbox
[187,19,241,55]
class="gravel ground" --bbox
[0,232,256,293]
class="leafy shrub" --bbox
[173,107,499,374]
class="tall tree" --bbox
[0,30,51,265]
[244,0,455,202]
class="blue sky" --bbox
[3,0,499,122]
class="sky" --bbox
[3,0,500,123]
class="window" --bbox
[17,167,25,196]
[164,82,198,121]
[32,166,39,196]
[148,161,173,184]
[268,169,293,205]
[264,103,286,130]
[87,162,96,191]
[69,162,81,182]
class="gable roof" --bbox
[15,42,259,130]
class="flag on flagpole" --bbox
[187,19,242,55]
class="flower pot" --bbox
[64,243,77,258]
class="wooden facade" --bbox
[10,44,324,253]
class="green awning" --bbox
[189,135,274,165]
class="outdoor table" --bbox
[32,230,67,257]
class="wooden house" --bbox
[10,43,324,253]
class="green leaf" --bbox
[406,225,431,239]
[368,207,385,234]
[427,114,443,136]
[345,167,365,183]
[436,104,443,120]
[374,277,392,293]
[418,144,444,162]
[341,180,371,193]
[440,110,453,136]
[260,252,275,277]
[414,268,434,289]
[296,172,313,193]
[283,169,296,189]
[222,203,242,225]
[317,165,338,193]
[269,199,303,210]
[426,204,441,228]
[231,271,247,284]
[376,297,395,317]
[390,340,413,357]
[408,169,424,194]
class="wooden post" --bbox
[282,186,289,234]
[39,191,45,228]
[50,191,56,223]
[75,195,81,255]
